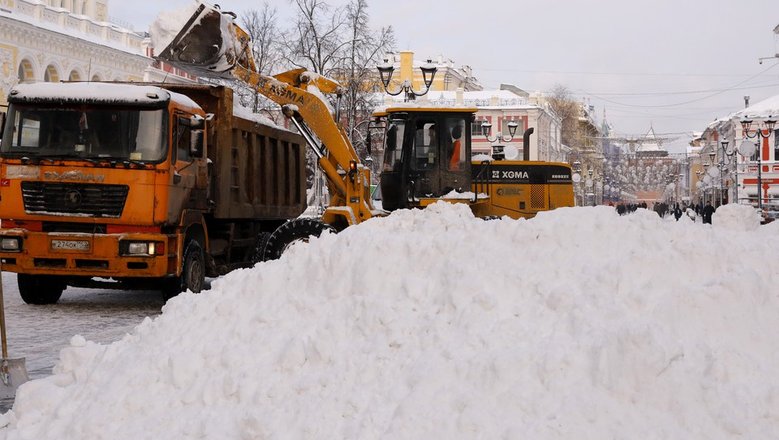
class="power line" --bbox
[574,82,779,97]
[477,67,761,78]
[579,62,779,108]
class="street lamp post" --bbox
[587,168,594,206]
[708,150,720,206]
[572,160,582,206]
[721,140,737,204]
[695,170,706,206]
[377,59,437,102]
[740,117,777,209]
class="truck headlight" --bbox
[121,241,164,256]
[128,242,149,255]
[0,237,21,251]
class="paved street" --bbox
[0,272,166,411]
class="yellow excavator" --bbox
[155,1,573,259]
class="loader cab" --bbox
[378,108,476,211]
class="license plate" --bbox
[51,240,90,251]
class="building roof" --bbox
[423,90,539,109]
[0,1,145,56]
[731,94,779,119]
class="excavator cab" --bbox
[379,108,476,211]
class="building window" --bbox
[751,138,759,162]
[774,129,779,162]
[471,119,486,137]
[17,59,35,82]
[44,65,59,82]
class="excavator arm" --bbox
[154,1,373,226]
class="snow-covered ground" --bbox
[1,203,778,439]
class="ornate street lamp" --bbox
[377,58,437,102]
[740,116,777,209]
[481,120,518,143]
[719,140,737,204]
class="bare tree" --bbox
[546,85,581,149]
[282,0,350,75]
[279,0,395,187]
[242,4,282,76]
[238,3,284,123]
[339,0,394,159]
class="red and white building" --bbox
[700,95,779,207]
[731,97,779,208]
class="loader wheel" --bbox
[18,274,66,305]
[162,239,205,300]
[251,232,272,264]
[263,218,335,261]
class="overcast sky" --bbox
[111,0,779,153]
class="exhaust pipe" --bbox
[523,127,534,161]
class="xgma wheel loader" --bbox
[154,1,574,260]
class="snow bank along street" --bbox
[1,203,778,439]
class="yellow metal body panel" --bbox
[470,160,575,219]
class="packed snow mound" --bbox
[2,203,779,439]
[712,203,762,231]
[149,2,202,54]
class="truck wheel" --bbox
[18,274,65,305]
[263,218,335,261]
[161,239,205,300]
[251,232,272,264]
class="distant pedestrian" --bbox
[702,201,715,224]
[673,203,682,221]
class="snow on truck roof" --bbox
[8,82,202,111]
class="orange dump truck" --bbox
[0,82,306,303]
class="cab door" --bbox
[439,116,470,194]
[168,113,208,218]
[410,115,471,198]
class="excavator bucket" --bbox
[154,1,255,76]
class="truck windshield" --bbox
[0,105,167,162]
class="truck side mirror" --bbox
[179,115,205,129]
[188,115,205,129]
[190,129,204,158]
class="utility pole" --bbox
[758,24,779,64]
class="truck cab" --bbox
[0,82,306,304]
[378,107,476,211]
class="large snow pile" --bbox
[2,203,779,439]
[712,203,762,231]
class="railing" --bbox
[472,160,492,203]
[9,0,145,52]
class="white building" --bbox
[0,0,193,106]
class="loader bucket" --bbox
[154,1,255,76]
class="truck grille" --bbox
[21,182,129,218]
